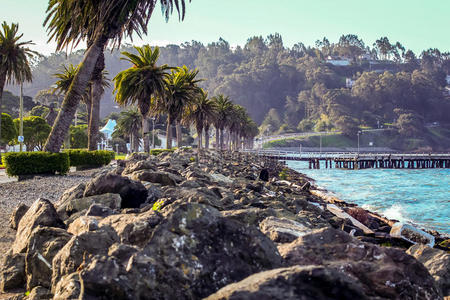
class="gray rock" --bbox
[136,202,282,299]
[25,226,72,290]
[51,228,119,289]
[13,198,65,254]
[83,174,147,208]
[85,203,117,217]
[0,251,25,292]
[67,216,100,235]
[66,193,121,216]
[10,203,29,230]
[122,160,156,176]
[205,265,368,300]
[24,286,52,300]
[55,183,85,220]
[259,216,316,243]
[98,209,161,247]
[407,244,450,296]
[52,273,81,300]
[278,227,442,299]
[130,170,182,186]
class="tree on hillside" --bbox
[69,124,88,149]
[13,116,51,151]
[0,22,35,154]
[44,0,191,152]
[113,45,171,152]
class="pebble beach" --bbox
[0,169,99,262]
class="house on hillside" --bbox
[325,55,351,66]
[446,75,450,86]
[346,78,355,89]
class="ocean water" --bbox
[287,161,450,235]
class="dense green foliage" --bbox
[4,151,70,176]
[69,125,88,149]
[64,149,114,167]
[1,113,16,145]
[13,116,51,150]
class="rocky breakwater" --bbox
[0,148,448,299]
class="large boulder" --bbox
[407,244,450,296]
[52,273,81,300]
[259,216,318,243]
[65,193,121,216]
[55,183,85,220]
[51,228,119,290]
[9,203,29,230]
[135,202,282,299]
[98,209,161,247]
[12,198,65,254]
[130,170,183,186]
[83,174,147,208]
[278,227,442,299]
[24,286,52,300]
[205,265,368,300]
[25,226,72,290]
[67,216,100,235]
[0,251,26,292]
[122,160,156,176]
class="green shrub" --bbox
[150,149,175,156]
[64,150,115,167]
[4,152,70,176]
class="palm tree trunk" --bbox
[204,124,210,149]
[44,34,107,152]
[166,115,173,149]
[176,120,182,147]
[142,116,150,153]
[215,126,219,150]
[219,128,224,150]
[88,52,105,151]
[0,74,5,160]
[197,125,203,149]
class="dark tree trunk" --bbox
[88,51,105,151]
[44,34,107,152]
[197,125,203,149]
[142,116,150,153]
[0,73,5,157]
[204,124,210,149]
[176,120,182,147]
[215,126,220,150]
[166,115,173,149]
[219,128,224,150]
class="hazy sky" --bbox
[2,0,449,55]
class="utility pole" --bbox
[19,83,24,152]
[357,131,362,154]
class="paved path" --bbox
[0,169,16,184]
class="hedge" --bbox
[4,152,70,177]
[64,150,115,167]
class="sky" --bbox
[2,0,449,55]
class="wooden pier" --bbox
[245,150,450,169]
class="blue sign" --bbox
[18,136,24,142]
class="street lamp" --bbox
[357,131,362,154]
[151,117,156,149]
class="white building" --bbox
[346,78,355,88]
[446,75,450,86]
[326,56,351,66]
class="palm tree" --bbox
[53,64,109,149]
[43,0,190,152]
[228,104,247,151]
[212,94,232,150]
[113,107,142,153]
[182,90,217,149]
[0,22,35,156]
[88,67,110,150]
[154,66,201,149]
[113,45,171,153]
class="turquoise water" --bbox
[287,161,450,235]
